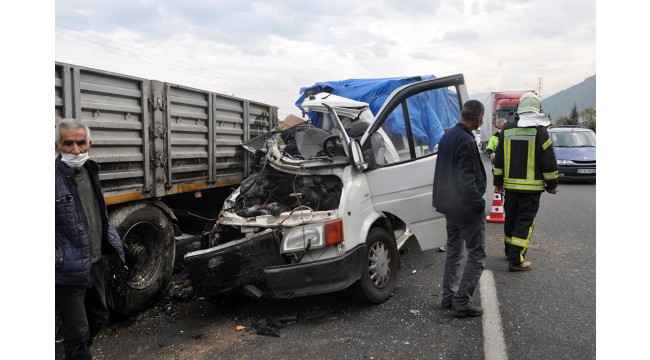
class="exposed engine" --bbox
[212,126,345,248]
[228,166,342,218]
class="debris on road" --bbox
[248,313,299,337]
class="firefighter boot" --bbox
[509,260,534,272]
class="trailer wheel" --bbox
[351,227,398,304]
[105,203,176,316]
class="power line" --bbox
[55,24,296,96]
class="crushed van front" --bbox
[184,115,367,299]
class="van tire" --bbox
[105,203,176,316]
[351,227,398,304]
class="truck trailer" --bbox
[479,90,533,152]
[55,62,278,315]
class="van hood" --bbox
[553,146,596,161]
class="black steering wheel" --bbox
[323,135,342,157]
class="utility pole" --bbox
[536,77,543,99]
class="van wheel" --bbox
[351,227,398,303]
[105,203,176,316]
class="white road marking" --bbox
[480,270,508,360]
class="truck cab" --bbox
[185,74,469,303]
[479,91,532,152]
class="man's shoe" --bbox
[440,301,452,309]
[452,302,483,318]
[509,261,533,272]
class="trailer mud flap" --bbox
[184,229,283,298]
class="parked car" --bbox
[548,125,596,182]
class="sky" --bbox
[53,0,596,121]
[3,1,649,358]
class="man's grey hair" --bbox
[55,120,91,145]
[496,118,507,127]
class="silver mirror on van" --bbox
[349,140,368,171]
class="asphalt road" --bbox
[56,155,596,360]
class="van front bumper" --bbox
[185,229,365,299]
[260,244,365,298]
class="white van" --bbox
[473,128,482,150]
[185,75,469,303]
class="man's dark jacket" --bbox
[432,123,487,223]
[55,156,125,288]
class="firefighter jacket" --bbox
[485,132,500,156]
[492,118,558,192]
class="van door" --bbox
[361,74,469,251]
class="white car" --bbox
[185,75,469,303]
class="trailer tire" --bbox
[105,203,176,316]
[351,227,398,304]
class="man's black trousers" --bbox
[56,261,109,360]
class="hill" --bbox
[540,75,596,119]
[469,75,596,120]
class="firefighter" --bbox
[492,92,558,271]
[485,118,506,164]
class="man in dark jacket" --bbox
[55,120,126,359]
[432,100,487,318]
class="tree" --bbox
[581,107,596,132]
[567,103,579,125]
[554,116,568,125]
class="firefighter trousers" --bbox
[503,191,541,264]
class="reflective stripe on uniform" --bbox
[493,167,503,176]
[543,170,559,180]
[509,236,529,248]
[542,137,553,150]
[527,137,535,183]
[504,134,511,179]
[504,236,512,244]
[504,178,545,191]
[511,217,536,250]
[504,127,538,138]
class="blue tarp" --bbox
[295,75,461,149]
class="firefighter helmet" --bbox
[517,92,541,114]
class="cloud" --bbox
[55,0,596,119]
[439,29,479,43]
[410,51,439,61]
[483,0,506,13]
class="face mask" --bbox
[61,152,89,169]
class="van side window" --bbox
[371,87,460,167]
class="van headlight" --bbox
[281,224,325,253]
[280,219,344,253]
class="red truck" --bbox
[479,90,534,152]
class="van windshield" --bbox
[550,131,596,147]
